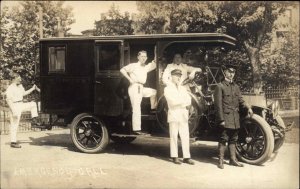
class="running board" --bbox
[111,133,156,138]
[111,133,196,140]
[141,114,156,120]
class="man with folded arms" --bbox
[164,69,194,165]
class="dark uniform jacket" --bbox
[213,80,250,129]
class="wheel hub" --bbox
[245,137,252,143]
[85,129,92,137]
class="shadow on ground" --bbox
[28,133,77,151]
[27,132,222,165]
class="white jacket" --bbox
[162,63,201,86]
[164,83,191,123]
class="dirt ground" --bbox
[1,128,299,189]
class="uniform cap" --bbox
[222,63,237,72]
[171,69,182,76]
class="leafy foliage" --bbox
[216,2,290,93]
[136,1,297,92]
[261,28,300,88]
[94,4,134,36]
[136,1,218,34]
[0,1,74,88]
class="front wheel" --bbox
[70,113,109,153]
[236,114,274,165]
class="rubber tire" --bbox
[237,114,274,165]
[110,136,136,144]
[70,113,109,153]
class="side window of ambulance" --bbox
[98,43,120,71]
[48,46,66,73]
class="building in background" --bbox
[270,4,299,52]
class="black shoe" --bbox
[218,159,224,169]
[132,131,149,136]
[10,142,21,148]
[172,157,181,164]
[183,158,195,165]
[228,144,243,167]
[229,159,244,167]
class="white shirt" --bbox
[164,83,191,123]
[162,63,199,85]
[121,61,156,84]
[5,83,25,102]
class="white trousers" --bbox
[128,83,157,131]
[169,121,191,158]
[9,102,38,143]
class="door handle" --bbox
[95,81,102,84]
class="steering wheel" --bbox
[182,71,203,86]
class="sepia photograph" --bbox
[0,1,299,189]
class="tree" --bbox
[0,1,74,87]
[260,23,299,88]
[216,2,289,93]
[94,4,134,36]
[136,2,291,93]
[135,1,253,91]
[136,1,217,34]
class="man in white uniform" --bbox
[164,69,195,165]
[162,53,202,86]
[120,50,157,135]
[5,73,40,148]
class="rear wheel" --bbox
[70,113,109,153]
[236,114,274,165]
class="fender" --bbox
[250,105,286,138]
[250,105,269,117]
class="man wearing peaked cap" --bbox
[221,63,238,76]
[164,69,195,165]
[213,63,253,169]
[170,69,183,76]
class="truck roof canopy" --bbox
[39,33,236,46]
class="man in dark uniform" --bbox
[213,64,253,169]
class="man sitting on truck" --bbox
[120,50,157,135]
[162,53,202,87]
